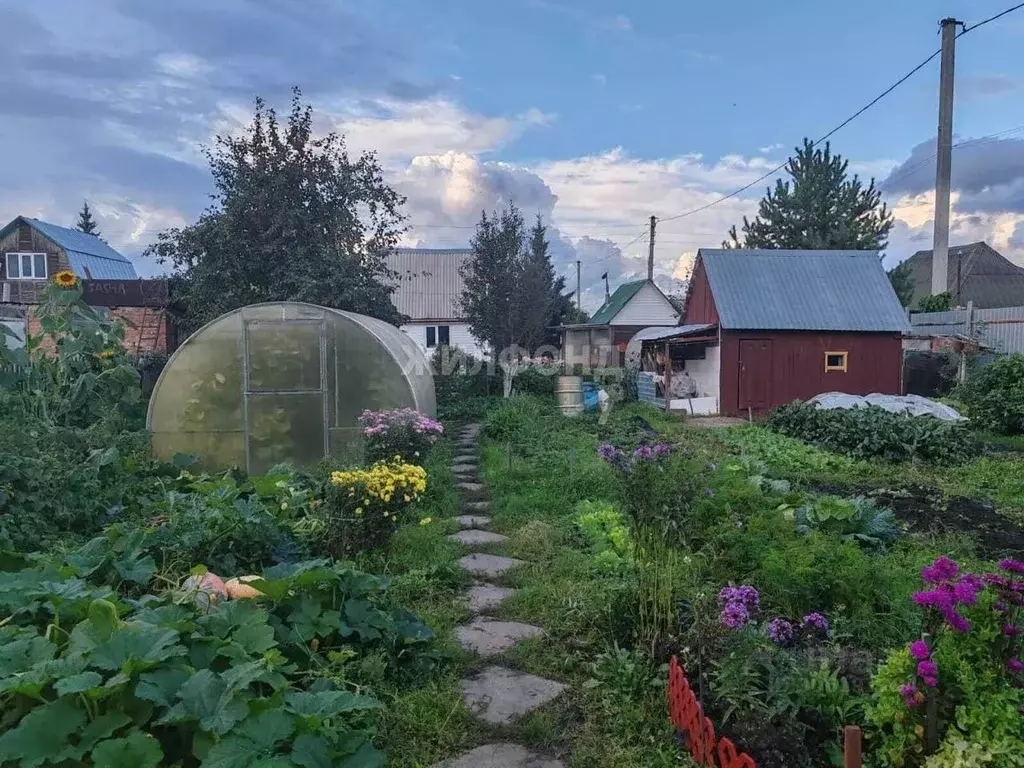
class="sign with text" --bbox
[82,279,168,307]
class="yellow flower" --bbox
[355,507,363,516]
[53,270,78,288]
[404,495,411,502]
[95,348,115,360]
[419,517,432,526]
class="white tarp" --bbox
[808,392,965,421]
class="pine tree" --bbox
[726,139,893,251]
[887,260,915,307]
[76,201,100,237]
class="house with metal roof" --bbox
[0,216,171,355]
[645,248,912,416]
[901,241,1024,309]
[384,247,487,358]
[560,278,679,368]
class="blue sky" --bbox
[3,0,1024,305]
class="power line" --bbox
[959,2,1024,34]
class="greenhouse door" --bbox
[241,316,330,474]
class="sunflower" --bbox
[54,270,78,288]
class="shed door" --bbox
[738,339,772,411]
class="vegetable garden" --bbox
[2,276,1023,766]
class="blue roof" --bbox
[0,217,138,280]
[697,249,911,332]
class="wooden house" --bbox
[639,249,910,416]
[0,216,171,354]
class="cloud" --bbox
[958,74,1022,99]
[759,143,784,154]
[592,73,607,87]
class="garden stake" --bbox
[843,725,862,768]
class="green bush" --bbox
[766,402,977,465]
[958,354,1024,435]
[792,496,901,549]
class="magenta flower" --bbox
[917,660,938,679]
[922,556,960,584]
[1003,623,1021,637]
[1009,659,1024,675]
[909,640,931,660]
[999,558,1024,575]
[597,444,620,461]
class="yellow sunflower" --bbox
[54,270,78,288]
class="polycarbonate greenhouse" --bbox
[147,302,436,473]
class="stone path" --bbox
[430,422,566,768]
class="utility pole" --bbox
[576,260,581,312]
[647,215,656,281]
[931,17,963,296]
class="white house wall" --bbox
[400,323,488,360]
[612,282,679,325]
[684,343,720,403]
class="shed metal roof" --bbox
[385,248,472,322]
[588,280,646,325]
[633,324,715,343]
[697,249,910,332]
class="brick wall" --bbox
[23,305,170,355]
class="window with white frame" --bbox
[5,253,48,280]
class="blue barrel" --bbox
[582,381,600,411]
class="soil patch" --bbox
[810,482,1024,559]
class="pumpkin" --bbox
[226,575,264,599]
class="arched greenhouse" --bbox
[147,302,436,473]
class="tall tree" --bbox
[887,260,915,307]
[460,206,556,396]
[726,139,894,251]
[76,201,100,237]
[145,88,405,334]
[524,216,574,347]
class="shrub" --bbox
[512,365,555,396]
[574,500,633,572]
[318,460,429,556]
[958,354,1024,435]
[359,408,444,463]
[766,402,977,465]
[867,557,1024,766]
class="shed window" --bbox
[426,326,436,348]
[5,253,47,280]
[425,325,450,348]
[824,351,848,372]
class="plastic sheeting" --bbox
[807,392,965,421]
[147,302,436,473]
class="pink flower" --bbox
[1009,659,1024,675]
[922,556,960,584]
[917,660,938,679]
[909,640,931,660]
[999,559,1024,575]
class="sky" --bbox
[3,0,1024,310]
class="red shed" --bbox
[660,249,910,416]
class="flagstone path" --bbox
[429,423,567,768]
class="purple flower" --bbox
[801,612,830,636]
[720,601,751,629]
[767,618,796,646]
[999,558,1024,575]
[922,556,960,584]
[1009,659,1024,675]
[917,660,938,680]
[946,612,972,633]
[1003,623,1021,637]
[922,676,938,688]
[633,445,655,460]
[597,444,620,461]
[705,488,715,498]
[718,585,760,612]
[652,444,671,455]
[899,683,917,697]
[953,581,980,605]
[909,640,931,660]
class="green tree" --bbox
[460,206,557,396]
[75,201,100,237]
[727,139,894,251]
[145,88,405,334]
[888,260,915,307]
[917,292,953,312]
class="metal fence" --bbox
[910,305,1024,354]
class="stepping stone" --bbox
[455,618,542,656]
[459,553,525,578]
[453,454,477,463]
[447,529,509,546]
[451,463,477,473]
[463,501,491,513]
[431,743,564,768]
[466,583,515,613]
[457,482,486,496]
[461,666,567,725]
[460,424,481,437]
[454,514,491,529]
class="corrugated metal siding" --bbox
[66,251,138,280]
[719,330,903,416]
[386,248,471,322]
[698,249,910,332]
[909,305,1024,354]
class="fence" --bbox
[667,656,756,767]
[910,304,1024,354]
[667,656,864,768]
